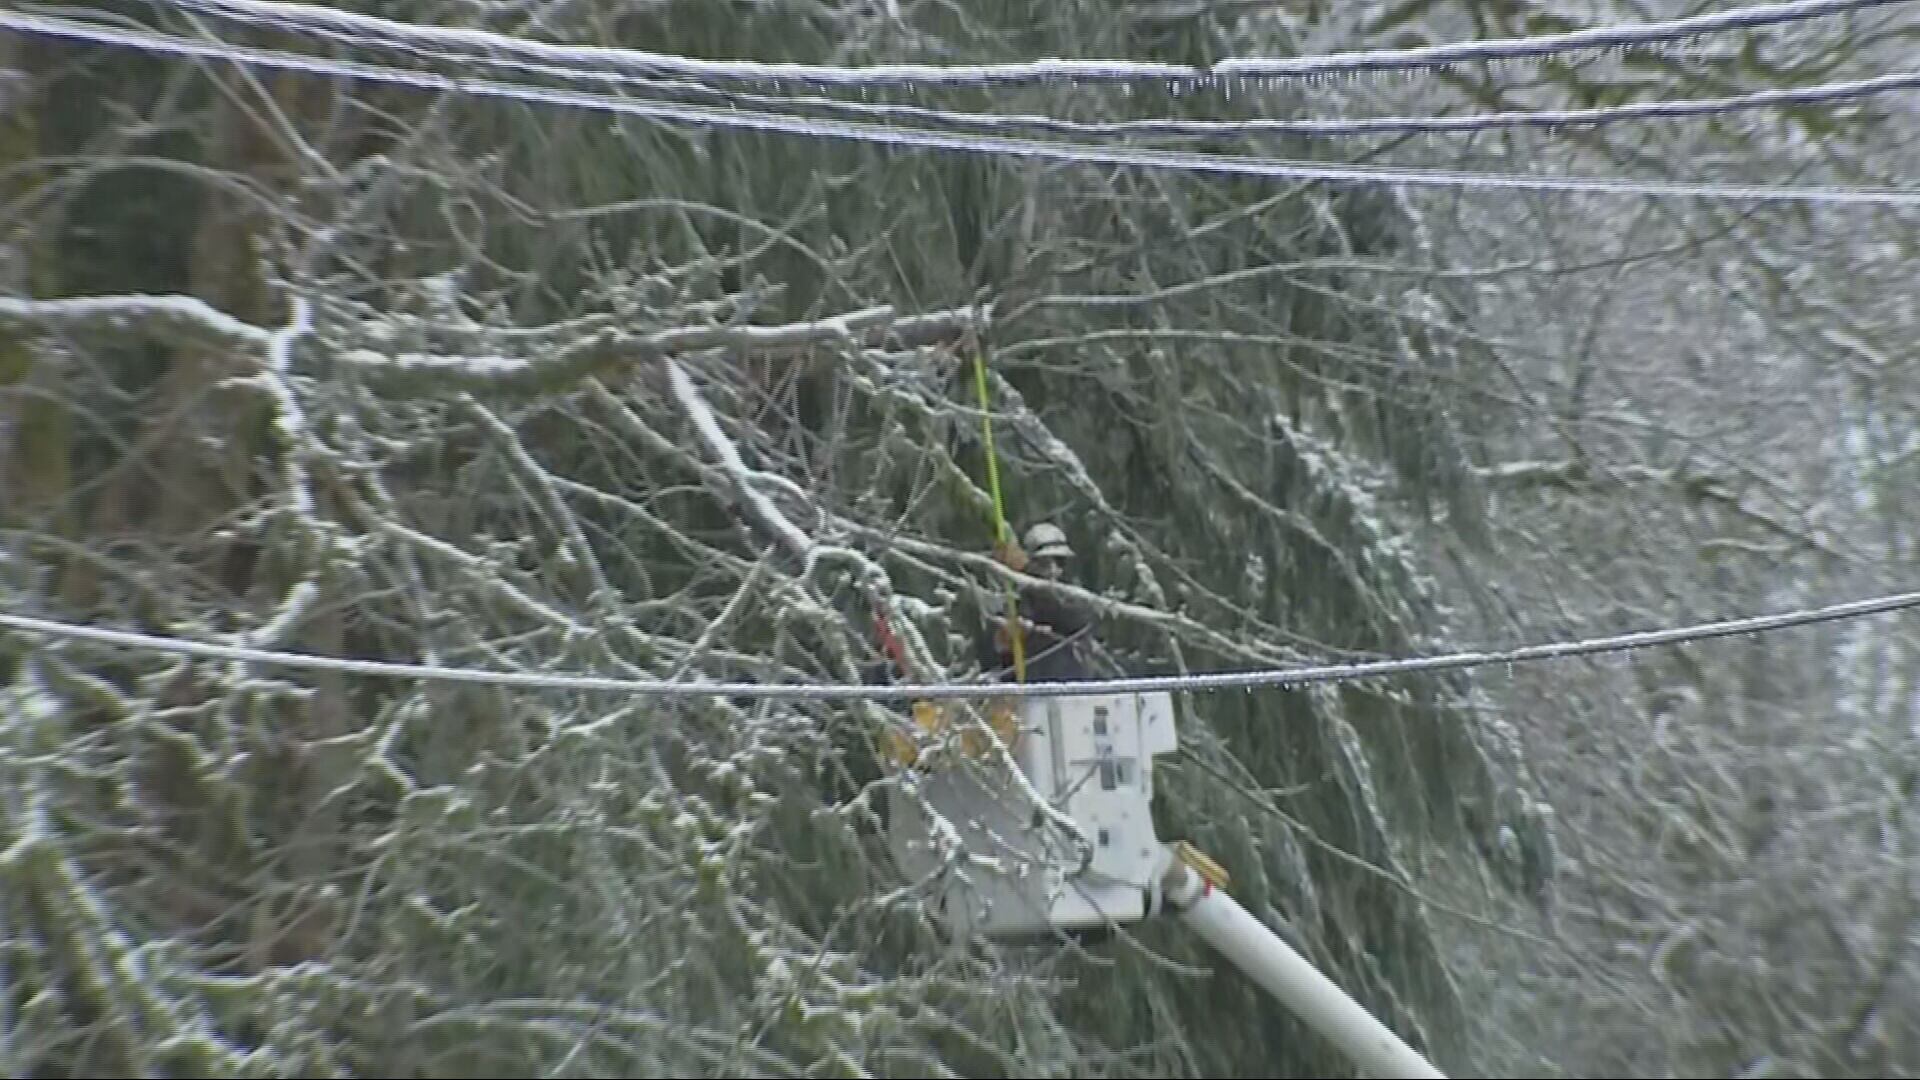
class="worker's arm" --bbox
[1019,586,1092,640]
[974,622,1006,673]
[973,590,1014,674]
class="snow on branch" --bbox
[664,358,814,561]
[0,292,986,399]
[335,303,988,397]
[0,294,274,356]
[1475,457,1841,556]
[1473,458,1673,487]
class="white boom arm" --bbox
[886,692,1448,1078]
[1160,853,1447,1079]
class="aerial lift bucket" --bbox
[884,691,1446,1079]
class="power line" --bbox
[149,0,1920,141]
[5,589,1917,701]
[806,74,1919,141]
[676,70,1920,139]
[11,11,1920,206]
[157,0,1904,90]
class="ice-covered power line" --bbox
[144,0,1920,141]
[11,11,1920,206]
[155,0,1905,89]
[651,71,1920,139]
[5,588,1918,701]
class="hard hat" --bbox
[1022,522,1074,560]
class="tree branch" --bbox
[1475,457,1842,557]
[663,358,814,563]
[0,294,273,357]
[0,292,988,398]
[335,303,989,397]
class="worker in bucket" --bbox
[884,521,1100,769]
[977,521,1098,683]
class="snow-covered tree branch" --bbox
[7,2,1914,1077]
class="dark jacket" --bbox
[977,585,1096,682]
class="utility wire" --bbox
[638,70,1920,139]
[534,70,1920,141]
[155,0,1905,89]
[145,0,1920,141]
[11,11,1920,206]
[5,589,1917,701]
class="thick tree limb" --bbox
[0,294,273,356]
[339,303,986,397]
[0,293,987,398]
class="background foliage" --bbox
[3,1,1917,1076]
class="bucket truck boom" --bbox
[886,691,1447,1079]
